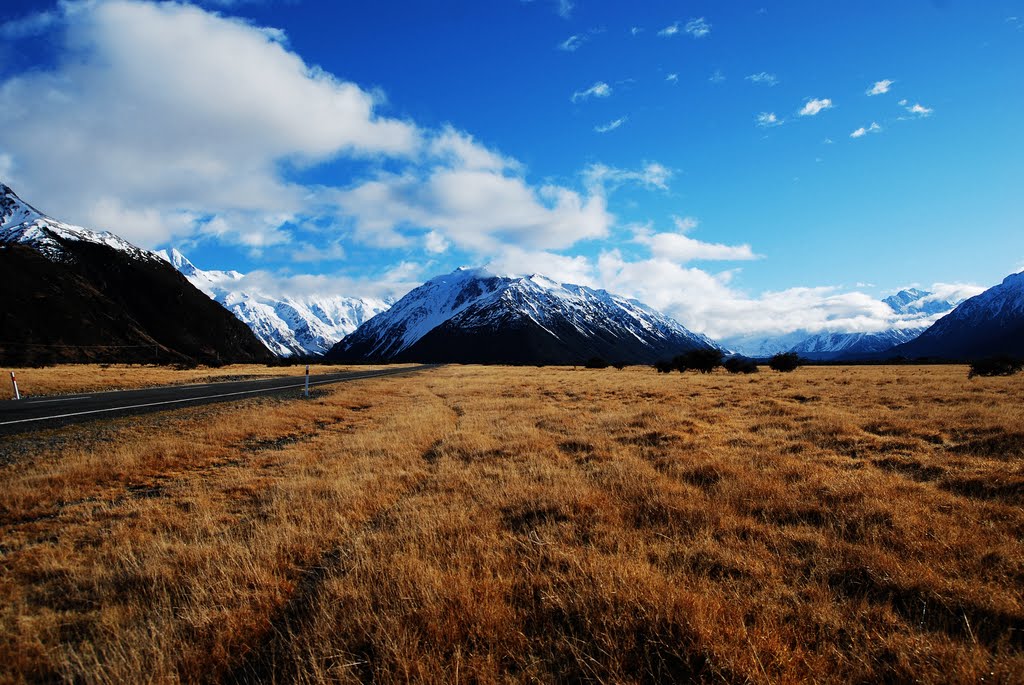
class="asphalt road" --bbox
[0,365,437,434]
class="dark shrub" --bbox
[968,357,1023,379]
[724,357,759,374]
[769,352,801,372]
[612,361,627,370]
[672,349,724,374]
[584,357,610,369]
[654,360,674,374]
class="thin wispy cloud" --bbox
[709,69,726,83]
[584,162,672,192]
[756,112,782,128]
[666,73,679,83]
[658,22,680,37]
[558,34,584,51]
[799,98,834,116]
[867,79,895,96]
[685,17,712,38]
[558,0,574,18]
[850,122,881,138]
[746,72,778,86]
[630,26,642,36]
[0,9,59,39]
[571,81,612,103]
[904,102,933,117]
[595,116,627,133]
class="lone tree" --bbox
[724,356,759,374]
[968,356,1023,379]
[672,349,724,374]
[769,352,801,372]
[653,360,674,373]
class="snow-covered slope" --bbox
[161,249,390,357]
[788,329,921,360]
[882,288,957,317]
[888,271,1024,359]
[328,267,717,364]
[1,183,159,263]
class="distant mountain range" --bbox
[327,267,716,365]
[4,181,1022,367]
[0,184,271,365]
[884,272,1024,360]
[161,249,389,357]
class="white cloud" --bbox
[594,116,627,133]
[583,162,672,192]
[571,81,612,103]
[666,73,679,83]
[558,34,584,51]
[746,72,778,86]
[0,0,419,248]
[633,219,759,263]
[631,26,642,36]
[658,22,679,37]
[685,17,711,38]
[709,69,726,83]
[756,112,782,128]
[799,98,834,116]
[867,79,895,96]
[429,125,517,172]
[0,9,60,39]
[424,230,450,255]
[558,0,574,18]
[905,102,933,117]
[850,122,882,138]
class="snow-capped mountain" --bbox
[161,249,390,357]
[882,288,957,317]
[721,288,958,359]
[0,183,271,365]
[887,271,1024,360]
[788,329,921,361]
[1,183,158,264]
[327,267,717,365]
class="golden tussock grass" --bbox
[0,364,1022,683]
[3,363,397,397]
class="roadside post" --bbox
[305,364,310,398]
[10,372,20,400]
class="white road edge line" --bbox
[0,369,416,427]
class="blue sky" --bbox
[1,0,1022,339]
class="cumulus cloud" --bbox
[685,17,711,38]
[594,117,627,133]
[799,98,834,116]
[0,0,419,247]
[903,102,934,117]
[867,79,895,96]
[632,218,759,263]
[850,122,882,138]
[756,112,782,128]
[571,81,612,103]
[746,72,778,86]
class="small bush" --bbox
[612,361,627,370]
[653,360,674,374]
[584,357,610,369]
[769,352,801,372]
[968,356,1023,379]
[724,357,759,374]
[672,349,724,374]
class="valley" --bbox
[1,364,1021,682]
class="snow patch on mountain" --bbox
[1,183,159,263]
[160,249,390,356]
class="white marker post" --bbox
[10,372,20,400]
[304,364,310,398]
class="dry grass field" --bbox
[0,364,1022,683]
[3,363,394,398]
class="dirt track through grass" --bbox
[1,364,1022,683]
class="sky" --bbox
[1,0,1022,341]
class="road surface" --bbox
[0,365,437,434]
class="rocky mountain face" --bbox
[327,267,718,365]
[0,183,272,365]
